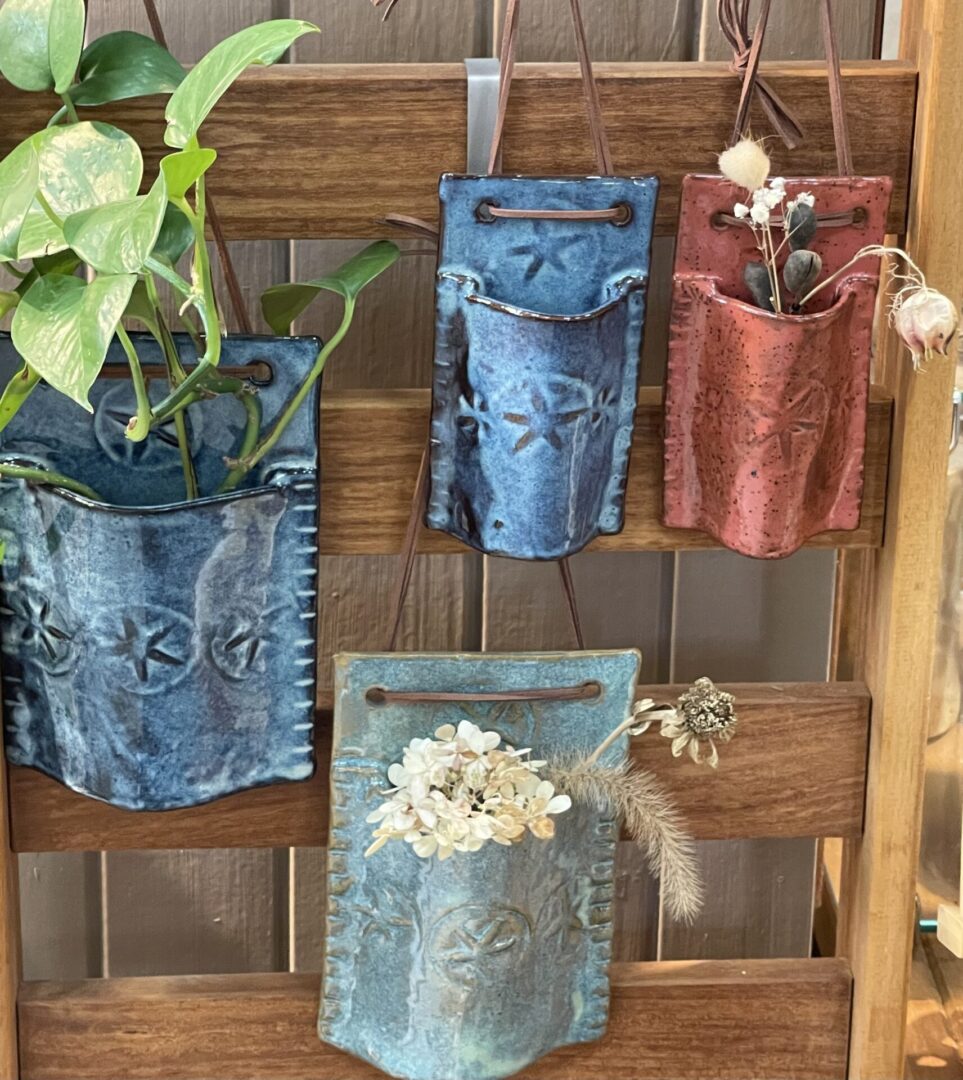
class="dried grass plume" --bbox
[718,136,770,192]
[548,757,703,923]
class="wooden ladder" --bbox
[0,1,959,1076]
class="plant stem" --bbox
[236,389,262,463]
[146,281,198,501]
[116,326,152,443]
[218,299,355,493]
[0,462,101,501]
[797,245,920,309]
[59,93,80,124]
[0,366,39,434]
[583,704,677,767]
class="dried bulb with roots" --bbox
[893,288,959,368]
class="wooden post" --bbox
[0,755,21,1076]
[837,1,963,1077]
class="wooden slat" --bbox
[8,681,869,853]
[837,2,963,1078]
[0,701,21,1077]
[318,387,891,555]
[0,62,915,239]
[17,959,853,1080]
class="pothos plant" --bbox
[0,0,399,503]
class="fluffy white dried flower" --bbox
[733,202,750,219]
[718,137,770,193]
[365,721,570,861]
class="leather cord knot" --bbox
[718,0,804,151]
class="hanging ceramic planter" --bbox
[425,0,659,561]
[662,0,893,559]
[663,174,892,558]
[319,650,641,1080]
[0,332,320,810]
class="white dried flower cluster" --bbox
[732,178,815,229]
[365,720,572,861]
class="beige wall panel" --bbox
[495,0,698,62]
[18,853,102,980]
[102,850,288,976]
[290,0,489,62]
[698,0,880,61]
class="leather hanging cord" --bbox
[820,0,854,176]
[488,0,612,176]
[722,0,803,150]
[721,0,853,175]
[142,0,255,335]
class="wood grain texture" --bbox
[17,959,853,1080]
[18,854,101,981]
[313,387,891,554]
[0,758,21,1078]
[837,2,963,1078]
[0,63,915,238]
[8,681,870,853]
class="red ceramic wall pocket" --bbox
[664,174,892,558]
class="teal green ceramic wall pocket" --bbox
[319,650,640,1080]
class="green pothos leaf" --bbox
[260,241,400,335]
[70,30,185,106]
[0,136,40,263]
[164,19,318,148]
[63,174,168,274]
[11,272,136,410]
[160,147,216,199]
[0,0,85,93]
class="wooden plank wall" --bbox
[18,0,882,985]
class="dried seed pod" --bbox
[783,249,823,299]
[744,261,774,311]
[894,288,959,366]
[786,203,817,250]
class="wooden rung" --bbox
[17,959,852,1080]
[317,387,892,555]
[0,62,914,240]
[8,681,870,853]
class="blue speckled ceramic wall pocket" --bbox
[429,175,659,560]
[320,650,641,1080]
[0,333,321,810]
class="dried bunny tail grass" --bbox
[548,758,703,924]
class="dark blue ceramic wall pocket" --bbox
[319,650,641,1080]
[428,174,658,560]
[0,332,321,810]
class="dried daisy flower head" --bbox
[365,720,571,862]
[664,678,738,768]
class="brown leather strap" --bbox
[558,558,585,650]
[820,0,854,175]
[484,204,630,224]
[379,213,440,241]
[367,682,600,705]
[488,0,612,176]
[385,440,431,652]
[721,0,853,174]
[384,439,588,652]
[143,0,255,335]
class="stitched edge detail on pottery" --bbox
[282,469,319,781]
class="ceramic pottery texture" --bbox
[663,175,893,559]
[320,650,641,1080]
[429,175,658,560]
[0,333,321,810]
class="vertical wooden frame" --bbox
[836,1,963,1077]
[0,752,21,1077]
